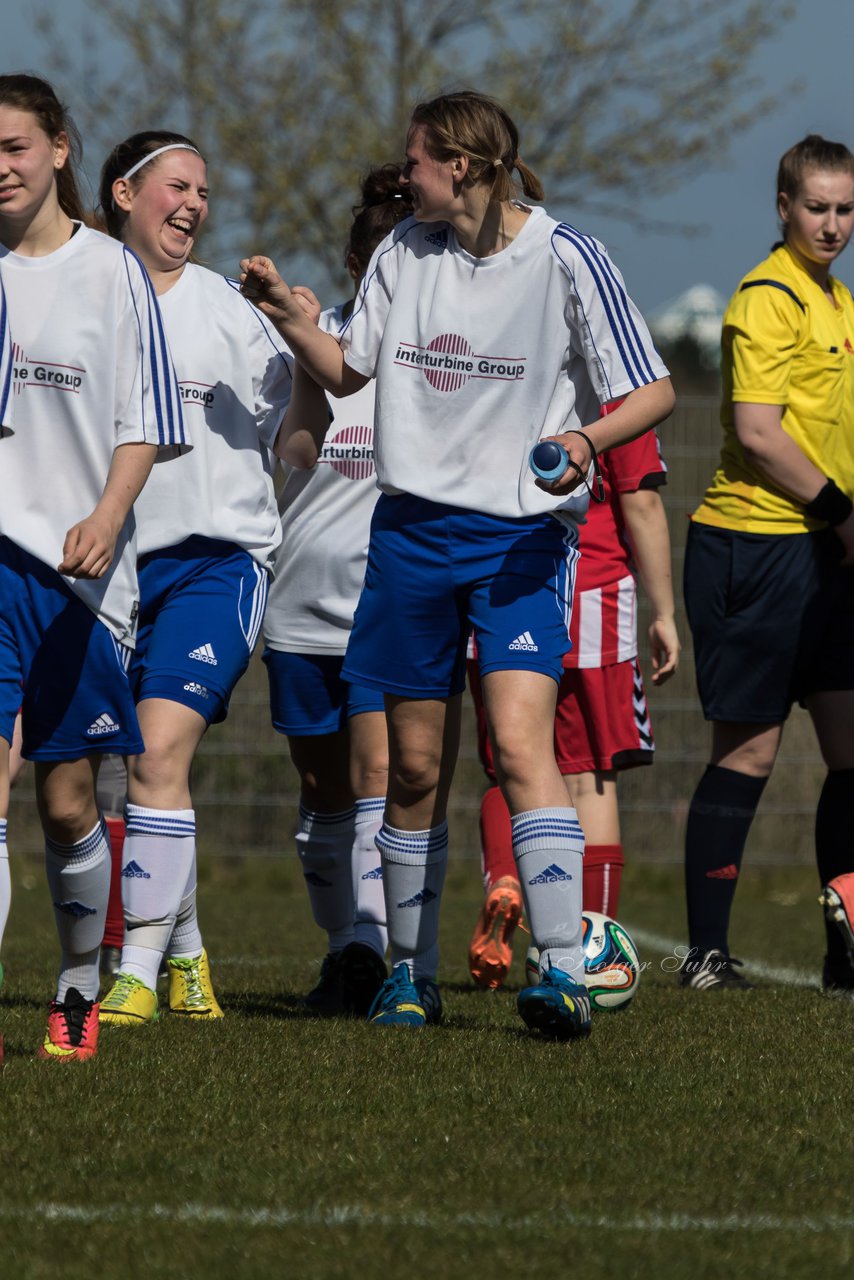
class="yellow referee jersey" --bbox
[694,244,854,534]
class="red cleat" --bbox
[38,987,99,1062]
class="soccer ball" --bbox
[524,911,640,1011]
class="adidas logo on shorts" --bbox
[189,643,218,665]
[87,712,120,737]
[508,631,538,652]
[183,682,209,698]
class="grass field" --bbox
[1,850,852,1280]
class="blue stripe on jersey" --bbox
[338,216,422,342]
[739,279,806,311]
[122,247,185,448]
[225,276,295,379]
[0,273,12,427]
[551,224,657,389]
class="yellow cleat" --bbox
[99,972,159,1026]
[167,950,224,1018]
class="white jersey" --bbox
[265,303,379,654]
[0,225,184,642]
[341,205,668,521]
[0,271,12,430]
[134,265,292,569]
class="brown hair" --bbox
[410,90,543,204]
[0,74,85,222]
[99,130,204,239]
[346,163,413,274]
[777,134,854,208]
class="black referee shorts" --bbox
[683,521,842,723]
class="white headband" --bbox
[120,142,201,183]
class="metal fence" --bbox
[9,397,826,864]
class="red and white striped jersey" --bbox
[565,428,666,668]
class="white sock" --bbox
[120,805,196,990]
[0,819,10,955]
[296,805,357,951]
[376,821,448,982]
[513,807,585,983]
[352,797,387,956]
[167,855,204,960]
[44,818,111,1002]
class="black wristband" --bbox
[566,429,606,504]
[804,479,854,527]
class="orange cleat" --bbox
[38,987,99,1062]
[819,872,854,964]
[468,875,524,990]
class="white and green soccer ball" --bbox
[525,911,640,1011]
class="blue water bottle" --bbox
[529,439,569,482]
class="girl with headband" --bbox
[95,129,329,1029]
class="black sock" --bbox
[684,765,768,954]
[816,769,854,967]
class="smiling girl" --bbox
[95,131,329,1027]
[681,134,854,992]
[0,75,184,1060]
[242,90,673,1040]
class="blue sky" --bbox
[4,1,853,311]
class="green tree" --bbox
[37,0,794,289]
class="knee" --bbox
[39,787,97,841]
[391,744,441,801]
[352,760,388,799]
[490,734,545,791]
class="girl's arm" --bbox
[59,442,158,579]
[540,378,676,496]
[618,486,681,685]
[240,256,368,397]
[734,403,854,565]
[271,362,333,467]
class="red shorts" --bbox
[468,657,654,778]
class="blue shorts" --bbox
[0,539,142,760]
[684,522,844,722]
[131,536,269,725]
[342,494,579,698]
[263,649,384,736]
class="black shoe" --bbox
[301,952,345,1016]
[338,942,388,1017]
[822,955,854,992]
[678,948,755,990]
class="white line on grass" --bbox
[2,1203,851,1234]
[626,925,821,989]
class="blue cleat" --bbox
[517,964,591,1039]
[368,963,442,1027]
